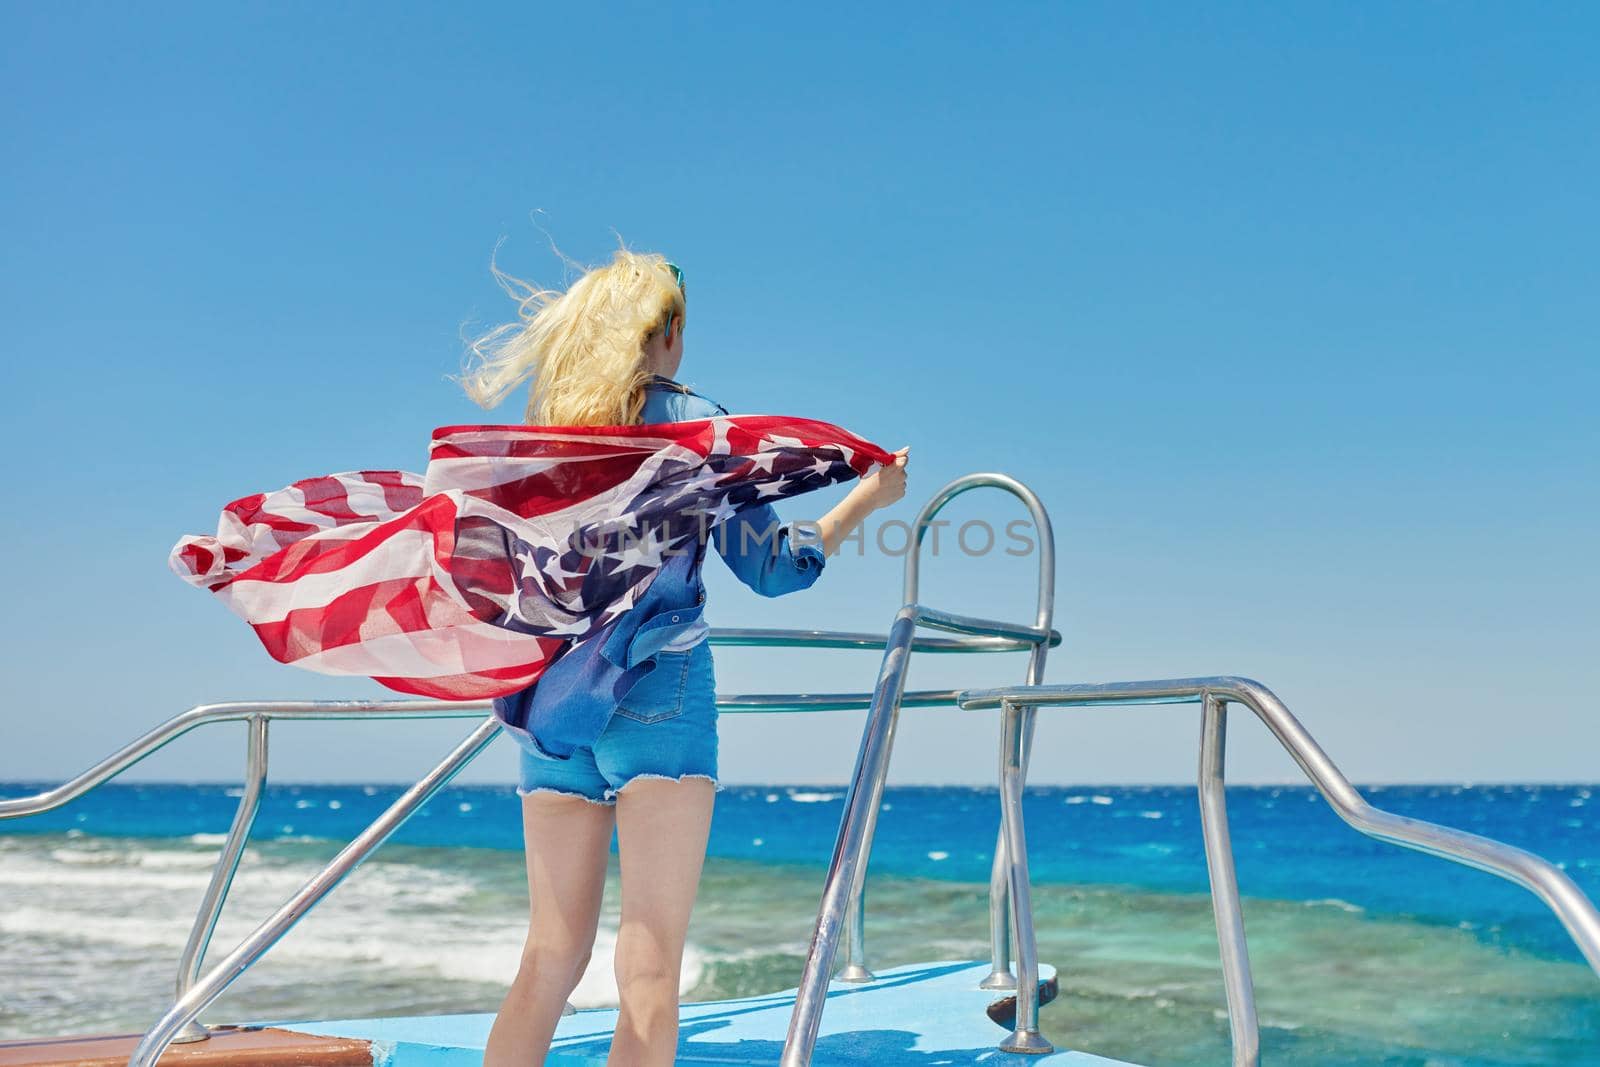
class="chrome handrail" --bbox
[0,683,979,1040]
[781,605,922,1065]
[959,677,1600,1063]
[0,701,505,1044]
[0,630,1031,824]
[0,623,1054,1066]
[1,474,1060,1067]
[0,699,494,821]
[782,473,1056,1065]
[907,475,1056,992]
[128,716,505,1067]
[712,627,1058,654]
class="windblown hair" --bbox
[458,243,685,427]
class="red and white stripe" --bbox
[171,416,892,700]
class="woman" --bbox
[461,246,909,1067]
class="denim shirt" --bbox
[492,376,828,760]
[639,375,828,605]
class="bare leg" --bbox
[483,791,615,1067]
[606,777,716,1067]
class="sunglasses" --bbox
[664,261,686,337]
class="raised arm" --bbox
[811,446,910,556]
[713,446,908,594]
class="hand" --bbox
[815,447,910,556]
[854,446,909,511]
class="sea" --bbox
[1,780,1595,1066]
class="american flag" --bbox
[170,416,894,700]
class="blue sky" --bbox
[2,3,1595,786]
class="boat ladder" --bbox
[780,473,1600,1066]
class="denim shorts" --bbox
[516,640,719,804]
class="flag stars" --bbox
[756,476,793,499]
[746,450,781,475]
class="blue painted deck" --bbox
[263,960,1144,1066]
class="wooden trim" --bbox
[0,1024,372,1067]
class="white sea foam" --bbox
[0,836,704,1006]
[786,791,841,803]
[0,845,475,906]
[2,860,214,893]
[1,905,190,949]
[47,846,121,865]
[1,884,703,1006]
[131,848,245,869]
[49,843,247,871]
[1305,897,1365,914]
[926,850,950,861]
[188,832,230,845]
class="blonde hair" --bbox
[458,241,685,427]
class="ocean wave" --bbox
[0,834,704,1011]
[1,901,195,948]
[0,841,480,906]
[785,791,841,803]
[5,782,1598,1061]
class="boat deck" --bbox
[270,961,1140,1066]
[0,1024,372,1067]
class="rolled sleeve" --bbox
[714,504,826,597]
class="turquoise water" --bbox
[1,781,1596,1064]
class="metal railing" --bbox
[780,473,1057,1065]
[0,473,1058,1067]
[0,689,986,1066]
[957,677,1600,1062]
[9,468,1590,1067]
[0,700,506,1049]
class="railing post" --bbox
[982,836,1015,989]
[961,676,1600,987]
[837,682,909,983]
[1199,694,1260,1066]
[171,713,270,1043]
[781,609,919,1066]
[984,636,1048,990]
[127,716,503,1067]
[996,697,1052,1054]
